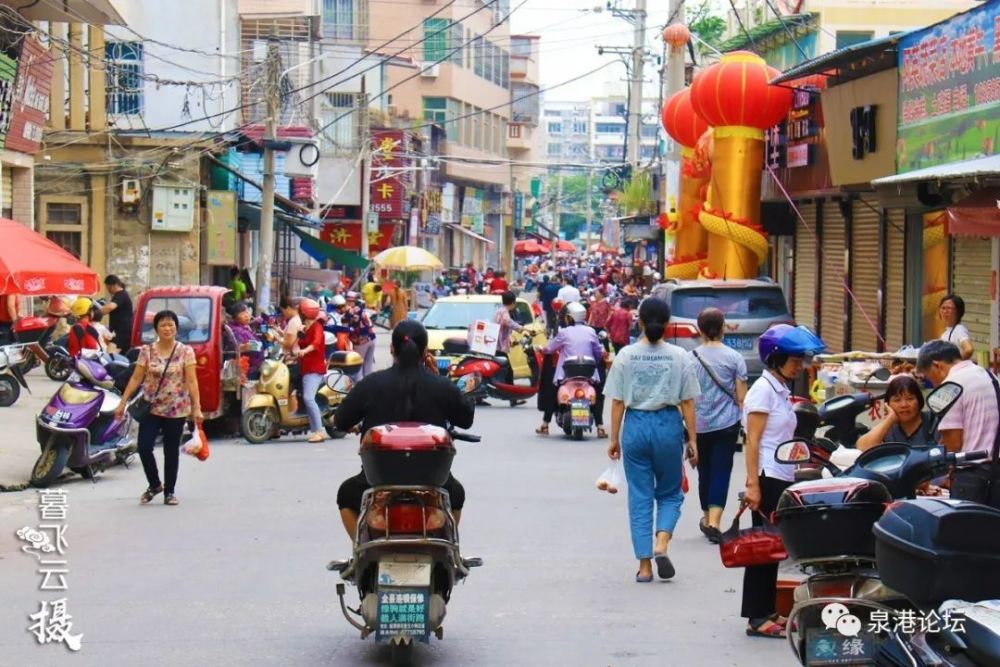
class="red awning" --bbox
[0,219,99,295]
[947,189,1000,236]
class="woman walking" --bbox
[741,324,825,637]
[690,308,747,543]
[296,298,328,443]
[115,310,202,506]
[605,297,700,582]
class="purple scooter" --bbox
[30,352,138,488]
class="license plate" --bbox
[723,335,753,351]
[571,400,591,426]
[805,628,877,666]
[376,587,430,641]
[377,560,432,587]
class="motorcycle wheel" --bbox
[0,375,20,407]
[572,427,584,441]
[241,407,277,444]
[324,422,347,439]
[45,356,72,382]
[70,466,95,479]
[390,639,414,667]
[31,442,68,488]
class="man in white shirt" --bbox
[556,276,581,305]
[917,340,999,455]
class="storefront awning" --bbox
[872,155,1000,187]
[772,32,908,84]
[444,223,494,245]
[946,188,1000,236]
[288,226,369,270]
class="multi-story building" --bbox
[542,97,661,164]
[506,34,542,264]
[542,101,591,163]
[368,0,513,268]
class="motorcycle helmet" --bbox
[299,298,321,320]
[758,324,826,366]
[70,297,93,318]
[566,302,587,323]
[346,291,360,301]
[332,295,347,307]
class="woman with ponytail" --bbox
[333,320,476,539]
[604,297,701,582]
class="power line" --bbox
[760,0,809,60]
[725,0,758,54]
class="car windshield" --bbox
[671,287,789,320]
[139,297,213,344]
[422,301,500,329]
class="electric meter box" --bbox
[151,184,196,232]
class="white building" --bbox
[543,96,661,164]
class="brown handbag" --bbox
[719,501,787,568]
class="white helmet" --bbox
[332,295,346,307]
[566,302,587,323]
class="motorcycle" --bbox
[30,352,138,488]
[239,347,358,444]
[554,355,599,440]
[327,374,483,666]
[0,343,31,406]
[772,381,989,666]
[801,367,892,448]
[446,331,543,406]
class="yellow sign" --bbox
[204,190,237,266]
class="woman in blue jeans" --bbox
[605,297,701,582]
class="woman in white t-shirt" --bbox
[740,324,825,639]
[939,294,973,360]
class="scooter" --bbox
[772,381,988,666]
[29,352,138,488]
[554,355,599,440]
[0,343,30,406]
[447,331,543,406]
[239,347,358,444]
[327,375,483,667]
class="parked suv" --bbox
[649,278,793,380]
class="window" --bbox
[641,124,658,138]
[613,103,626,116]
[501,50,509,89]
[640,145,655,159]
[472,108,481,149]
[836,31,874,49]
[547,122,562,134]
[322,0,357,40]
[423,18,449,62]
[473,35,483,77]
[572,121,587,134]
[484,114,493,153]
[450,23,463,66]
[41,197,88,263]
[465,28,473,68]
[511,37,532,58]
[321,92,359,154]
[544,109,561,117]
[464,102,473,146]
[493,45,503,85]
[668,287,789,320]
[139,297,213,344]
[595,122,623,134]
[423,97,459,141]
[484,41,494,83]
[494,115,503,154]
[106,42,143,115]
[547,143,562,156]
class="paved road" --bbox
[0,338,791,666]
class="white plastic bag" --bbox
[181,427,204,457]
[596,459,625,495]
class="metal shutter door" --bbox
[794,201,818,331]
[951,235,992,352]
[821,200,847,353]
[1,167,12,214]
[850,198,881,351]
[884,209,906,351]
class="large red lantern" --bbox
[689,51,793,130]
[661,89,710,149]
[662,24,691,50]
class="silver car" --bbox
[649,278,793,380]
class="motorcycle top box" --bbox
[360,423,456,487]
[775,477,892,561]
[874,498,1000,605]
[328,350,363,375]
[442,337,470,355]
[562,355,596,379]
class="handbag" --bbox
[128,343,178,422]
[950,372,1000,510]
[719,501,787,568]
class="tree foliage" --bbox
[688,1,727,53]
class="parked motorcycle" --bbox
[239,348,358,444]
[0,343,30,406]
[30,352,138,488]
[772,381,987,666]
[327,374,483,666]
[554,355,599,440]
[446,331,543,406]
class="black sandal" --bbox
[163,494,179,506]
[140,485,163,504]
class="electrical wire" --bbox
[725,0,759,54]
[760,0,809,60]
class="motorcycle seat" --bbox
[949,601,1000,664]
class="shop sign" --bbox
[897,1,1000,173]
[321,221,396,252]
[0,53,17,150]
[850,105,878,159]
[6,37,51,154]
[461,187,484,233]
[425,213,441,235]
[204,191,237,266]
[322,205,362,221]
[766,86,820,170]
[513,192,524,230]
[370,130,413,220]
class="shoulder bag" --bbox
[128,343,178,422]
[692,349,745,447]
[950,371,1000,509]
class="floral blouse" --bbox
[137,343,197,418]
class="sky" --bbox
[509,0,689,103]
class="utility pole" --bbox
[359,77,372,273]
[663,0,686,215]
[627,0,647,170]
[256,36,280,313]
[584,167,594,258]
[550,169,563,265]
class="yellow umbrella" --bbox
[372,245,444,271]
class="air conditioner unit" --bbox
[420,63,439,78]
[121,178,141,205]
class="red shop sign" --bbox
[7,37,52,154]
[321,222,397,253]
[370,129,413,221]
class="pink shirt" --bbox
[937,360,999,455]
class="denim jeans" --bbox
[302,372,324,432]
[696,422,740,511]
[621,406,685,559]
[353,340,375,379]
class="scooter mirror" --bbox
[775,439,813,464]
[927,381,963,416]
[325,371,352,394]
[872,366,891,382]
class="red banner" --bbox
[370,129,413,221]
[321,222,397,253]
[7,37,51,154]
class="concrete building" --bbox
[506,34,543,265]
[542,96,661,164]
[368,0,513,268]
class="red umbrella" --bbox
[0,219,99,295]
[555,240,577,253]
[514,239,546,256]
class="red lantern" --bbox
[662,23,691,50]
[689,51,793,130]
[661,89,710,149]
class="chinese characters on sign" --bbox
[897,1,1000,172]
[8,37,53,154]
[376,589,429,639]
[765,85,820,170]
[15,490,84,652]
[370,130,414,220]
